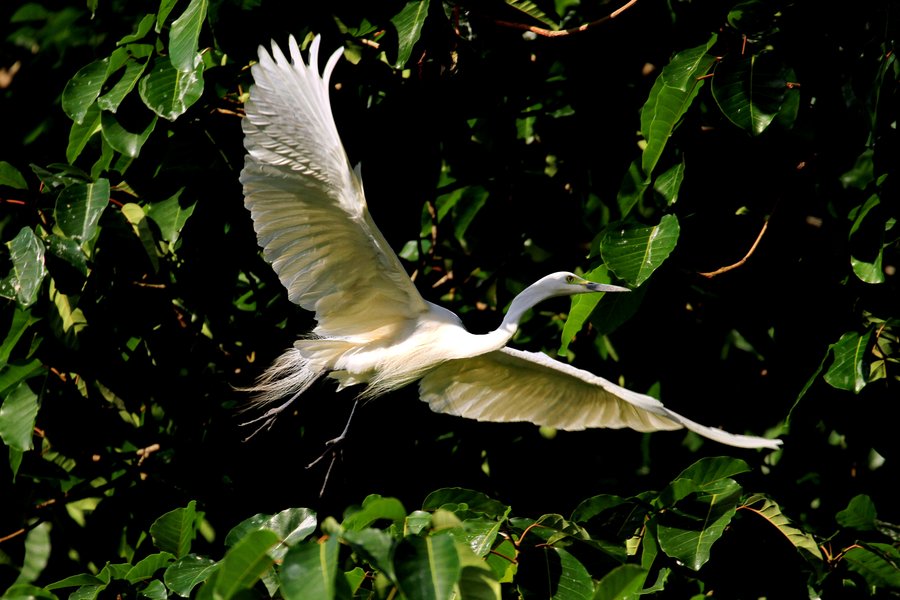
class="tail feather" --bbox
[240,347,325,438]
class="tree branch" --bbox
[494,0,639,37]
[698,219,769,278]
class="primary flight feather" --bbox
[240,35,782,450]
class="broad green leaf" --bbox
[640,36,717,176]
[149,501,200,558]
[212,529,279,599]
[840,149,874,190]
[653,159,685,205]
[279,536,343,600]
[593,564,647,600]
[836,494,877,531]
[55,179,110,243]
[139,579,167,600]
[341,528,396,581]
[394,534,461,600]
[224,513,271,547]
[559,264,614,355]
[848,193,886,284]
[342,494,407,531]
[1,584,58,600]
[117,13,156,45]
[455,542,502,600]
[599,214,680,287]
[2,227,46,307]
[164,554,219,597]
[587,282,647,337]
[0,307,39,367]
[824,330,871,393]
[49,279,87,346]
[616,160,649,218]
[139,56,205,121]
[169,0,208,72]
[740,494,822,560]
[100,112,157,158]
[711,53,790,135]
[157,0,180,31]
[843,544,900,589]
[505,0,558,30]
[264,507,317,559]
[125,551,175,583]
[516,545,592,600]
[422,488,510,519]
[451,518,502,558]
[0,161,28,189]
[15,522,51,585]
[62,59,109,124]
[145,189,197,246]
[97,56,149,113]
[392,0,430,68]
[45,573,108,590]
[0,381,39,452]
[0,360,43,398]
[66,101,102,163]
[675,456,751,486]
[656,478,742,570]
[570,494,629,523]
[45,235,88,276]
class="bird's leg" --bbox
[306,397,362,495]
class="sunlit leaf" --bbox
[14,522,51,585]
[505,0,559,29]
[164,554,219,597]
[342,494,407,531]
[62,59,109,124]
[117,13,155,44]
[824,330,871,393]
[100,112,157,158]
[394,534,461,600]
[836,494,877,532]
[169,0,208,72]
[265,507,317,559]
[600,214,680,287]
[145,189,197,247]
[712,53,790,135]
[843,544,900,589]
[125,551,175,583]
[455,542,502,600]
[559,264,613,355]
[280,536,344,600]
[139,56,205,121]
[0,381,39,452]
[654,159,685,205]
[150,501,200,558]
[98,56,149,113]
[1,227,46,308]
[341,528,396,581]
[212,529,279,599]
[0,161,28,189]
[594,564,647,600]
[740,495,822,560]
[675,456,751,486]
[616,160,650,218]
[392,0,430,67]
[640,36,717,176]
[66,101,102,163]
[45,235,88,276]
[55,179,110,243]
[422,488,510,519]
[2,584,58,600]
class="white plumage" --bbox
[240,35,782,450]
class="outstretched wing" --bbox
[241,35,428,340]
[420,347,781,449]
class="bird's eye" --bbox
[566,275,575,284]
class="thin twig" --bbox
[495,0,639,38]
[698,219,769,278]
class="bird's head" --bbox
[540,272,631,297]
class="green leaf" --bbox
[117,13,156,45]
[422,488,510,519]
[394,534,461,600]
[593,564,647,600]
[341,528,396,581]
[392,0,430,68]
[0,306,39,367]
[15,522,51,585]
[0,381,39,452]
[125,551,175,583]
[66,101,102,163]
[169,0,208,72]
[62,59,109,124]
[653,159,685,205]
[139,56,205,121]
[342,494,407,531]
[1,584,58,600]
[455,542,502,600]
[145,189,197,247]
[505,0,559,29]
[149,501,200,558]
[139,579,168,599]
[559,264,614,355]
[279,536,343,600]
[164,554,219,597]
[675,456,751,486]
[55,179,110,243]
[616,160,650,218]
[640,36,717,176]
[711,53,790,135]
[224,513,271,548]
[264,507,317,559]
[599,214,680,287]
[740,494,822,560]
[45,235,88,276]
[0,161,28,189]
[157,0,180,31]
[100,112,157,158]
[212,529,279,599]
[98,56,149,113]
[836,494,877,532]
[1,227,46,308]
[843,544,900,589]
[840,149,875,190]
[824,330,871,393]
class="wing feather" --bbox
[420,347,781,449]
[241,35,427,340]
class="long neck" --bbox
[495,282,558,341]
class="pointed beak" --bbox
[584,282,631,293]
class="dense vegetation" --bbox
[1,0,898,597]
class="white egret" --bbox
[240,35,781,451]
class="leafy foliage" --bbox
[1,0,898,598]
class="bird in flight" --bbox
[240,35,781,450]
